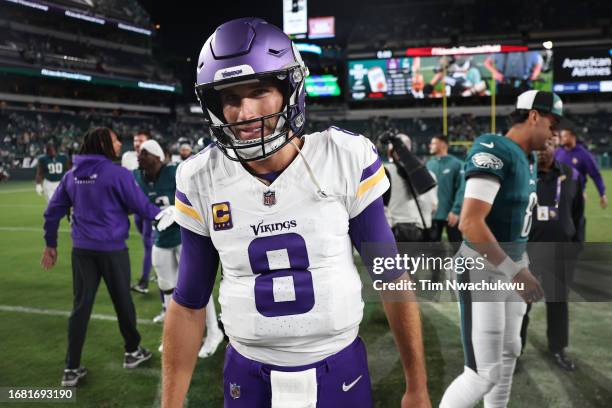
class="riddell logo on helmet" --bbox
[221,69,243,78]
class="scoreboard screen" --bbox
[347,50,553,101]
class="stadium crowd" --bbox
[2,102,611,171]
[0,104,211,169]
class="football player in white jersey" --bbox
[162,18,430,408]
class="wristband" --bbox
[496,256,521,279]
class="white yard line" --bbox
[0,188,37,194]
[0,226,70,232]
[0,304,175,406]
[0,204,45,207]
[0,304,155,326]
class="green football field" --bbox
[0,172,611,407]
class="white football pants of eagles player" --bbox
[42,179,60,202]
[152,245,223,358]
[440,246,527,408]
[152,245,181,296]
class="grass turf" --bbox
[0,170,610,407]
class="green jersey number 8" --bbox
[521,192,538,238]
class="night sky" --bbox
[137,0,366,93]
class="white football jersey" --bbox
[174,127,389,365]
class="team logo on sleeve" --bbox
[212,202,233,231]
[472,152,503,170]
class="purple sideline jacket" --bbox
[555,142,606,197]
[44,154,161,251]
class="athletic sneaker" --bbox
[131,279,149,294]
[61,367,87,387]
[123,346,152,369]
[152,310,165,323]
[198,330,225,359]
[158,343,163,353]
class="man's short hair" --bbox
[432,134,449,145]
[135,130,151,139]
[509,109,534,125]
[558,117,576,135]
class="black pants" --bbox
[392,223,426,242]
[520,245,577,353]
[430,220,462,243]
[521,302,569,353]
[66,248,141,368]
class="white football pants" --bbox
[152,245,181,292]
[441,251,527,408]
[152,244,220,333]
[42,179,60,202]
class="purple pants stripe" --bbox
[223,337,373,408]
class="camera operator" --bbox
[383,133,438,242]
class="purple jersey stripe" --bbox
[175,189,192,206]
[360,158,382,182]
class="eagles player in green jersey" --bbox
[134,140,224,358]
[441,90,562,408]
[36,142,71,201]
[134,140,180,330]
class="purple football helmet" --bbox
[195,18,309,162]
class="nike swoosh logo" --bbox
[480,142,494,148]
[342,375,363,392]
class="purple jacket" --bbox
[44,154,160,251]
[555,143,606,197]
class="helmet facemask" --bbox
[195,66,307,162]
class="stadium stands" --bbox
[0,103,211,168]
[3,100,608,171]
[348,0,611,50]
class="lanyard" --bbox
[537,175,562,209]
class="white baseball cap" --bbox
[140,139,165,162]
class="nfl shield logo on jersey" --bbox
[263,190,276,207]
[230,383,241,399]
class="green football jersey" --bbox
[464,134,537,259]
[426,154,465,220]
[133,164,181,248]
[39,154,69,182]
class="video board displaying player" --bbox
[348,50,552,101]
